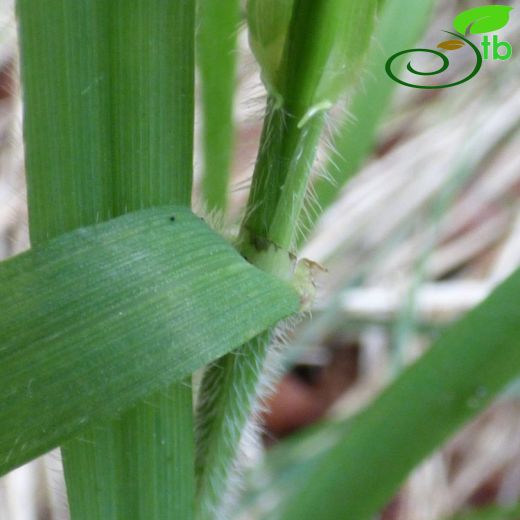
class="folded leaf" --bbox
[0,206,299,476]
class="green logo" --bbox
[386,5,513,89]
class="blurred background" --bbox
[1,0,520,518]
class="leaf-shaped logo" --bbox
[453,5,513,35]
[437,39,466,51]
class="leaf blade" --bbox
[16,0,113,244]
[198,0,241,213]
[277,267,520,520]
[16,0,198,516]
[300,0,435,242]
[0,206,299,477]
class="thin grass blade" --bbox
[0,206,299,477]
[198,0,241,213]
[277,268,520,520]
[301,0,435,240]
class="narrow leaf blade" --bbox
[0,207,299,476]
[278,268,520,520]
[198,0,240,212]
[16,0,112,244]
[301,0,435,241]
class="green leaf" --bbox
[62,387,195,520]
[198,0,241,213]
[0,206,299,477]
[283,0,377,124]
[16,1,197,517]
[108,0,195,212]
[247,0,377,120]
[453,5,513,36]
[300,0,435,242]
[277,267,520,520]
[445,502,520,520]
[17,0,113,242]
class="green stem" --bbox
[240,100,325,258]
[194,1,378,515]
[195,101,324,518]
[194,3,336,516]
[195,333,270,519]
